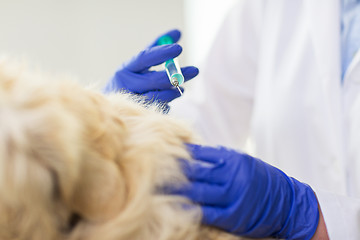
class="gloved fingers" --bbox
[200,206,225,226]
[125,44,182,73]
[115,68,190,94]
[201,206,241,231]
[148,29,181,48]
[141,66,199,90]
[181,66,200,81]
[180,158,228,184]
[142,66,199,90]
[113,69,170,93]
[143,88,183,103]
[186,144,228,164]
[136,70,172,91]
[174,181,230,207]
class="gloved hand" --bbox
[103,29,199,107]
[179,144,319,239]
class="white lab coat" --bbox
[171,0,360,238]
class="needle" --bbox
[176,85,183,95]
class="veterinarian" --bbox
[104,0,360,239]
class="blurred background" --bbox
[0,0,236,86]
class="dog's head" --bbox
[0,61,200,240]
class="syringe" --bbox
[157,35,184,95]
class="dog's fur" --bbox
[0,60,244,240]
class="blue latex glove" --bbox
[104,29,199,106]
[180,144,319,239]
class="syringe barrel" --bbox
[157,35,184,87]
[164,58,184,86]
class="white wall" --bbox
[0,0,185,85]
[0,0,237,87]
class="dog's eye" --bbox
[68,213,82,231]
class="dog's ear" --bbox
[62,93,129,223]
[69,155,126,222]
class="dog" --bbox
[0,60,253,240]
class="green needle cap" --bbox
[157,35,174,45]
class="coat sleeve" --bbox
[315,189,360,239]
[315,92,360,239]
[170,0,265,150]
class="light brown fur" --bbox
[0,60,246,240]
